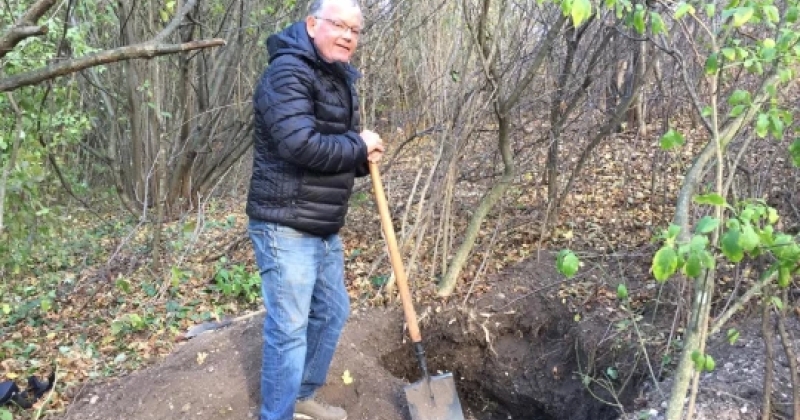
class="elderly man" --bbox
[246,0,383,419]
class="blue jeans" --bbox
[248,220,350,420]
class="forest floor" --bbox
[2,123,799,420]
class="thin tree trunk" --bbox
[762,294,775,420]
[438,116,513,296]
[0,93,24,235]
[166,3,198,215]
[150,57,168,273]
[664,71,780,420]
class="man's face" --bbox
[306,1,363,63]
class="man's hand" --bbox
[361,129,385,163]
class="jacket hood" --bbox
[265,21,361,81]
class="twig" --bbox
[493,279,566,311]
[32,364,59,420]
[709,273,771,337]
[626,304,662,395]
[776,288,799,419]
[200,233,249,263]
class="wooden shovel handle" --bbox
[368,161,423,343]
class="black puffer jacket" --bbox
[246,22,369,236]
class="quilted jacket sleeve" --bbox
[255,57,368,174]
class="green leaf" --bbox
[1,304,10,315]
[0,408,11,420]
[683,251,703,278]
[690,234,709,251]
[633,8,646,33]
[729,105,746,118]
[779,68,793,84]
[732,7,754,27]
[691,350,705,370]
[561,0,574,17]
[727,328,740,345]
[571,0,592,27]
[702,250,716,270]
[778,265,791,288]
[721,47,736,61]
[740,207,755,222]
[694,193,726,206]
[617,283,629,300]
[770,114,784,139]
[370,275,388,287]
[722,229,744,262]
[771,296,784,310]
[790,138,800,167]
[704,354,716,371]
[760,46,777,63]
[659,129,685,150]
[674,2,695,19]
[652,247,678,282]
[704,53,719,75]
[701,105,713,117]
[183,220,197,235]
[650,12,665,34]
[787,6,798,23]
[40,299,52,312]
[111,321,125,335]
[767,207,779,224]
[772,234,799,261]
[728,89,751,106]
[695,216,720,234]
[557,250,580,278]
[667,224,681,239]
[756,113,771,137]
[762,5,779,23]
[736,47,749,60]
[739,223,760,251]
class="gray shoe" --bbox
[294,396,347,420]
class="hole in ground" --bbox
[380,302,645,420]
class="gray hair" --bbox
[308,0,361,16]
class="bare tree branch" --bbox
[0,0,56,59]
[154,0,199,43]
[0,39,226,92]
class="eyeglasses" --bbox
[314,16,362,37]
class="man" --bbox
[246,1,383,419]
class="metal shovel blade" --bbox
[404,372,465,420]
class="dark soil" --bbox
[380,252,648,420]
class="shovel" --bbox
[369,161,466,420]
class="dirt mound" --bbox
[49,307,408,420]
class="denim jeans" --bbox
[248,220,350,420]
